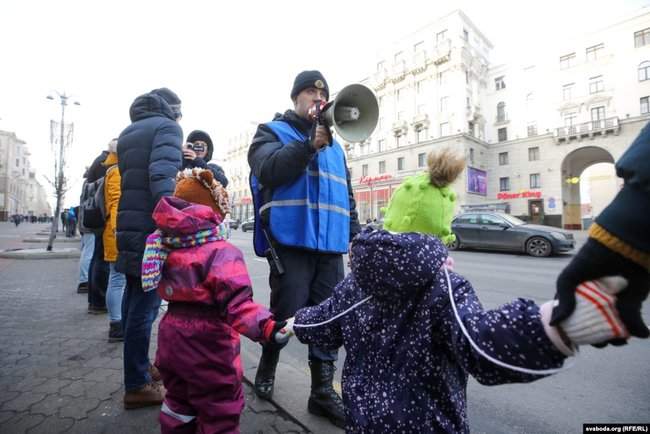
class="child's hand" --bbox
[272,318,295,345]
[542,277,630,355]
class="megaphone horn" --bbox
[322,83,379,143]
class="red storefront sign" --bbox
[359,174,392,184]
[497,190,542,200]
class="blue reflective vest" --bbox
[251,120,350,256]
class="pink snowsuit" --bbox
[151,197,276,434]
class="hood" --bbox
[129,92,177,122]
[102,152,118,167]
[152,196,223,236]
[350,228,448,301]
[273,110,313,135]
[187,130,214,162]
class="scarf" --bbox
[141,223,228,292]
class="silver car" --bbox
[450,212,575,257]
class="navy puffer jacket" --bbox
[294,228,566,433]
[116,92,183,277]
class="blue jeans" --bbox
[107,263,126,322]
[78,233,94,284]
[122,274,161,391]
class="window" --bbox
[563,83,574,101]
[498,152,509,166]
[416,80,425,94]
[416,129,426,143]
[394,51,404,65]
[16,159,19,167]
[377,61,385,72]
[378,139,385,152]
[589,76,604,94]
[498,127,508,142]
[495,76,506,90]
[564,112,577,126]
[438,71,447,85]
[417,104,427,115]
[469,148,475,165]
[397,157,405,171]
[465,70,469,84]
[527,123,538,137]
[635,27,650,48]
[440,122,450,136]
[436,30,447,44]
[499,177,511,192]
[397,111,405,120]
[560,53,576,70]
[463,28,468,41]
[468,121,475,137]
[414,41,425,53]
[638,61,650,81]
[591,106,605,122]
[586,43,604,61]
[396,89,403,103]
[418,153,426,167]
[362,164,368,177]
[378,161,386,174]
[530,173,541,189]
[528,147,540,161]
[641,97,649,114]
[395,136,401,147]
[496,102,506,122]
[440,96,449,112]
[526,92,534,108]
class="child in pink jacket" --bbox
[144,169,286,434]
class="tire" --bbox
[526,236,552,257]
[448,235,461,251]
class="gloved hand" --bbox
[551,238,650,345]
[272,318,295,345]
[542,277,630,355]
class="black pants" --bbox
[88,233,109,308]
[265,245,344,362]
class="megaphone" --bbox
[320,83,379,143]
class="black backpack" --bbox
[81,177,106,230]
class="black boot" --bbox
[108,321,124,343]
[254,347,279,400]
[308,360,345,428]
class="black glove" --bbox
[551,238,650,345]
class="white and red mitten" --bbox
[541,277,630,356]
[444,256,455,272]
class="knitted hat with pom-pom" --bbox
[382,148,465,244]
[173,168,230,218]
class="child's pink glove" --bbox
[541,277,629,356]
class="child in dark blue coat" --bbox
[286,150,631,433]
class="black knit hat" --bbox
[150,88,182,118]
[290,70,329,101]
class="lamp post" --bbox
[45,92,80,251]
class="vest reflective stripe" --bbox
[161,402,196,424]
[251,120,350,254]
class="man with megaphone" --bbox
[248,70,362,428]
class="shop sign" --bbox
[497,190,542,200]
[359,174,392,184]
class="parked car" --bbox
[363,218,384,231]
[241,217,255,232]
[229,218,241,230]
[450,212,575,257]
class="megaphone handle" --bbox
[314,100,322,126]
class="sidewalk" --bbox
[0,224,308,433]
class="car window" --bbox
[455,214,479,224]
[480,214,506,226]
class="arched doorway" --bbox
[561,146,615,229]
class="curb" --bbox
[23,237,81,243]
[0,247,80,259]
[240,339,344,434]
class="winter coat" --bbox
[248,110,361,243]
[152,196,276,398]
[102,152,120,262]
[593,121,650,268]
[85,151,109,183]
[294,228,566,434]
[183,130,229,187]
[115,91,183,277]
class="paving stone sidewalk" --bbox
[0,225,307,433]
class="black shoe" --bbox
[254,347,280,400]
[77,282,89,294]
[308,360,346,429]
[108,321,124,342]
[88,305,108,314]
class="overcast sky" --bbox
[1,0,648,208]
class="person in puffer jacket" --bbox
[287,149,633,433]
[145,168,287,434]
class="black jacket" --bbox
[85,151,109,183]
[596,121,650,256]
[248,110,361,245]
[115,92,183,276]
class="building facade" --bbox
[222,126,256,222]
[0,130,52,221]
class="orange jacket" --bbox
[102,152,121,262]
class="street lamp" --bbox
[45,91,80,251]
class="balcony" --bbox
[433,39,451,65]
[392,120,408,137]
[390,61,407,83]
[555,117,620,143]
[411,113,429,131]
[411,51,427,74]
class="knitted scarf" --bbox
[141,223,228,292]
